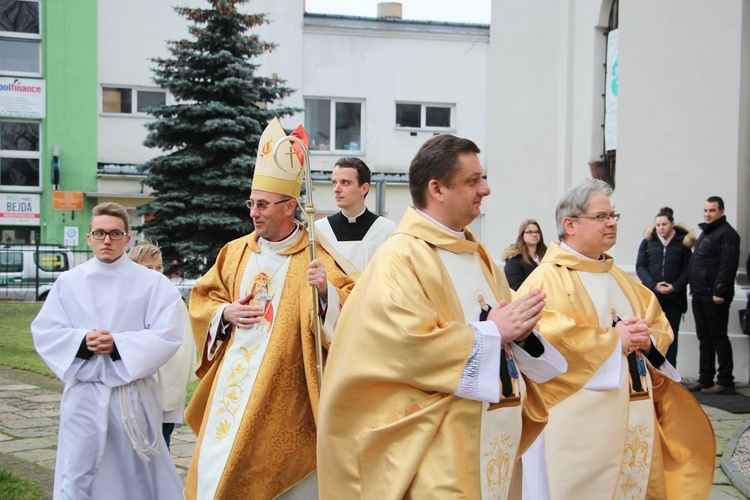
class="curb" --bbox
[720,421,750,498]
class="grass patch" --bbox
[0,302,52,377]
[0,301,201,405]
[0,469,44,500]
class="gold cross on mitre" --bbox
[252,117,309,199]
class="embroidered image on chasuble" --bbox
[519,242,715,500]
[185,230,353,500]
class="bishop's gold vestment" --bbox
[184,223,354,499]
[317,207,551,499]
[519,242,715,499]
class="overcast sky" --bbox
[304,0,491,24]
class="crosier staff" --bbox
[271,135,324,394]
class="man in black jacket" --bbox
[687,196,740,394]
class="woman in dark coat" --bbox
[503,219,547,290]
[636,207,694,366]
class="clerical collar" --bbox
[327,209,378,241]
[258,225,299,253]
[560,241,604,261]
[416,208,466,240]
[342,207,367,223]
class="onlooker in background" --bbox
[503,219,547,290]
[129,241,198,449]
[31,202,184,499]
[687,196,741,395]
[315,157,396,276]
[636,207,693,366]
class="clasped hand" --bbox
[487,288,545,344]
[616,318,652,355]
[86,329,115,355]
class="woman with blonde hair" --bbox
[503,219,547,290]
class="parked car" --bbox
[0,245,75,301]
[170,277,198,302]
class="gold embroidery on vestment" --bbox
[214,345,260,441]
[485,434,514,499]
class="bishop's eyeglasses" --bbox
[89,230,128,240]
[570,212,620,222]
[245,199,291,211]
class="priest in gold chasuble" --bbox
[519,179,715,500]
[184,118,354,499]
[318,134,567,499]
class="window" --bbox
[102,87,167,114]
[395,102,454,130]
[0,251,22,273]
[0,121,40,188]
[35,251,69,272]
[0,0,41,77]
[304,98,364,153]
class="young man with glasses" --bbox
[31,202,185,499]
[184,118,354,499]
[519,179,714,499]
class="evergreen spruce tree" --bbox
[140,0,298,277]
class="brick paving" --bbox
[0,365,747,499]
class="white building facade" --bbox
[486,0,750,380]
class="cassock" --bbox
[314,208,396,272]
[184,222,354,500]
[318,207,566,499]
[519,242,715,499]
[31,255,185,500]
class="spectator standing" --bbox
[687,196,741,394]
[503,219,547,290]
[636,207,693,366]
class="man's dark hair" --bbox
[409,134,480,208]
[706,196,724,210]
[334,157,371,186]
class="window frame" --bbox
[0,119,41,191]
[0,0,42,78]
[100,85,168,116]
[304,97,365,155]
[0,251,23,273]
[395,102,455,132]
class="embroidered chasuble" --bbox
[318,207,565,499]
[519,242,715,500]
[185,223,354,499]
[438,248,525,499]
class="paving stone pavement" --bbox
[0,365,748,499]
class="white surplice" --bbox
[315,215,396,272]
[31,255,185,500]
